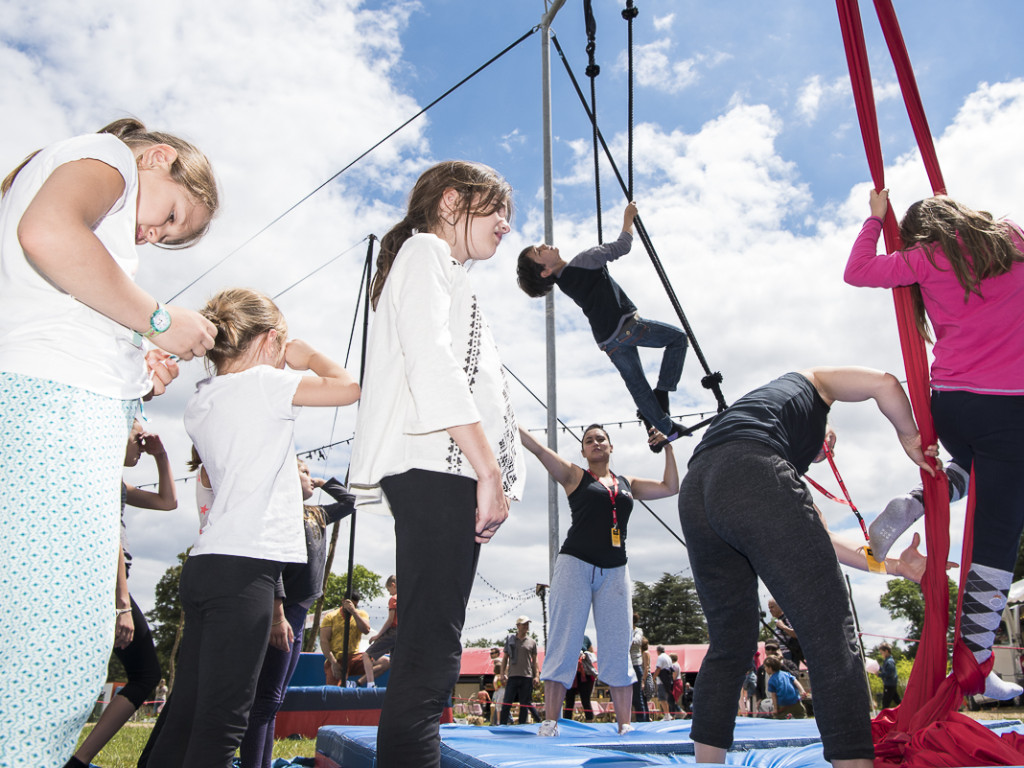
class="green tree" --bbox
[146,551,189,685]
[878,576,957,659]
[633,573,707,644]
[321,565,385,608]
[465,637,504,648]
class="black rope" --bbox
[337,238,375,676]
[583,0,603,243]
[550,32,728,416]
[165,25,540,303]
[272,237,369,302]
[622,0,639,201]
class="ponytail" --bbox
[200,288,286,373]
[371,216,418,311]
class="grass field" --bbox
[75,722,316,768]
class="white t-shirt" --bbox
[0,133,150,399]
[184,365,306,562]
[656,652,673,672]
[349,233,524,512]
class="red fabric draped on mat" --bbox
[836,1,1024,764]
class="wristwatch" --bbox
[144,303,172,338]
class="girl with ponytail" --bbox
[147,288,359,766]
[350,160,525,768]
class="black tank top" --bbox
[691,372,830,475]
[559,471,634,569]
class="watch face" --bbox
[151,308,172,333]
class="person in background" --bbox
[563,638,598,721]
[764,655,807,719]
[876,643,901,709]
[360,575,397,688]
[499,616,539,725]
[320,593,371,686]
[630,615,650,722]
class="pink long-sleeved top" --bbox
[845,216,1024,395]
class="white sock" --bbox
[984,670,1023,701]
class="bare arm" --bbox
[320,625,336,663]
[269,597,294,652]
[775,619,797,639]
[114,546,133,649]
[800,367,936,476]
[371,606,397,642]
[342,600,371,635]
[124,434,178,511]
[622,201,638,235]
[18,159,216,360]
[626,443,679,501]
[517,426,581,492]
[287,340,360,407]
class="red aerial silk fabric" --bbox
[837,0,1024,764]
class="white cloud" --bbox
[617,38,700,94]
[653,13,674,32]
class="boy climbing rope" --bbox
[517,202,689,451]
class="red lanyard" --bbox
[805,439,870,542]
[588,470,619,528]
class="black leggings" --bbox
[147,554,281,768]
[113,595,162,709]
[377,470,480,768]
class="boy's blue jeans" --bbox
[600,314,688,435]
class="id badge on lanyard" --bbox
[590,471,622,548]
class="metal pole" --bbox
[541,0,565,581]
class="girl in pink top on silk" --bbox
[845,189,1024,701]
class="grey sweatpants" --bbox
[540,554,636,688]
[678,440,873,763]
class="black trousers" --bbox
[500,675,538,724]
[679,441,874,763]
[377,470,480,768]
[563,677,595,721]
[113,594,162,709]
[147,554,281,768]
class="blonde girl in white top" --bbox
[148,288,359,767]
[350,161,524,768]
[0,119,218,766]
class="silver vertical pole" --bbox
[541,0,565,581]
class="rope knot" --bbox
[701,372,724,390]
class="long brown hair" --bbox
[899,195,1024,341]
[2,118,218,248]
[370,161,512,310]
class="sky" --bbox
[3,0,1024,651]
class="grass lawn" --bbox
[75,721,316,768]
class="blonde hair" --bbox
[199,288,287,373]
[2,118,219,248]
[370,161,512,310]
[899,196,1024,341]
